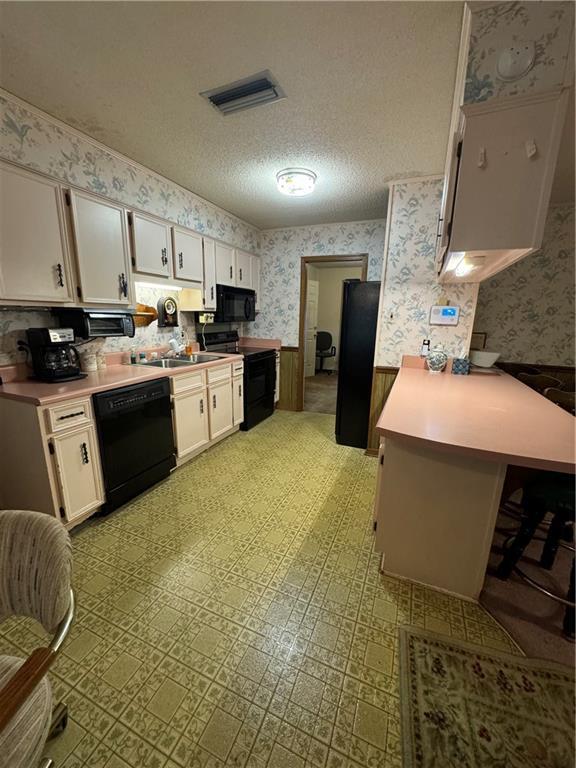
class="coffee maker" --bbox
[25,328,86,382]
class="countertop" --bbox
[376,367,575,473]
[0,354,242,406]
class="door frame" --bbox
[297,254,368,411]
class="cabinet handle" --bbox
[56,263,64,287]
[229,265,233,279]
[119,273,128,297]
[213,394,217,409]
[57,411,84,421]
[239,384,242,397]
[80,442,89,464]
[200,398,204,415]
[239,268,243,282]
[178,252,183,270]
[161,247,168,266]
[211,286,214,301]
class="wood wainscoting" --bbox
[278,347,301,411]
[366,366,398,454]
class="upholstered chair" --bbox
[0,509,74,768]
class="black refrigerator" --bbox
[335,280,380,448]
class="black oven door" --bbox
[215,286,256,322]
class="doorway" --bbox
[298,255,368,415]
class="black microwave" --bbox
[214,285,256,322]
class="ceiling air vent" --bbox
[200,70,285,115]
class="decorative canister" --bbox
[96,352,107,371]
[452,357,470,375]
[426,345,448,374]
[80,351,97,373]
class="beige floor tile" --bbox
[102,652,142,691]
[150,605,182,633]
[221,585,249,608]
[291,671,325,714]
[373,598,398,622]
[191,626,225,656]
[311,621,339,651]
[268,743,305,768]
[364,641,393,676]
[65,629,102,662]
[113,589,146,614]
[237,647,271,683]
[353,701,388,750]
[198,707,242,759]
[147,678,188,723]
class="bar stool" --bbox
[496,471,575,639]
[544,388,575,415]
[518,372,563,393]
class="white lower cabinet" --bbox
[233,375,244,426]
[208,379,234,439]
[173,388,210,459]
[50,424,104,523]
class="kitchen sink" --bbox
[136,353,224,368]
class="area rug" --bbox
[398,626,575,768]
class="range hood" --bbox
[436,89,569,283]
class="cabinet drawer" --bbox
[207,364,232,384]
[171,370,206,394]
[46,398,93,433]
[232,360,244,376]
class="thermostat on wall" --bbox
[430,305,460,326]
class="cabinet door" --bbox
[173,227,203,283]
[215,242,235,286]
[252,255,261,311]
[131,212,171,277]
[235,250,252,288]
[173,389,210,458]
[208,379,234,439]
[232,375,244,426]
[203,238,217,310]
[0,165,73,303]
[52,425,104,522]
[69,190,131,304]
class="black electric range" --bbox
[201,331,276,430]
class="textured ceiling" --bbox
[0,2,465,228]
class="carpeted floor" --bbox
[0,412,519,768]
[481,511,574,667]
[304,375,338,415]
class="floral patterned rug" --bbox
[398,626,575,768]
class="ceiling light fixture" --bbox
[276,168,317,197]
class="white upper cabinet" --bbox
[68,190,131,305]
[251,255,261,310]
[0,164,73,303]
[215,242,235,286]
[235,250,252,289]
[130,212,171,277]
[173,227,203,283]
[203,237,217,311]
[437,89,569,283]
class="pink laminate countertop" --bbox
[376,367,575,473]
[0,354,242,406]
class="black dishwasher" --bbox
[93,378,175,514]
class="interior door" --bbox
[0,165,73,303]
[131,213,171,277]
[208,380,234,439]
[235,250,252,288]
[173,389,210,458]
[69,190,131,305]
[304,279,319,377]
[52,425,104,522]
[215,243,235,286]
[173,227,203,283]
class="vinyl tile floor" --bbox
[0,412,519,768]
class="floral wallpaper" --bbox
[0,92,260,250]
[465,2,574,103]
[245,220,387,346]
[473,203,575,366]
[375,178,479,367]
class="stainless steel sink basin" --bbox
[137,358,192,368]
[136,353,224,368]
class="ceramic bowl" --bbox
[470,350,501,368]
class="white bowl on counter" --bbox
[470,350,501,368]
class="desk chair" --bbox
[0,510,74,768]
[315,332,336,374]
[518,372,563,393]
